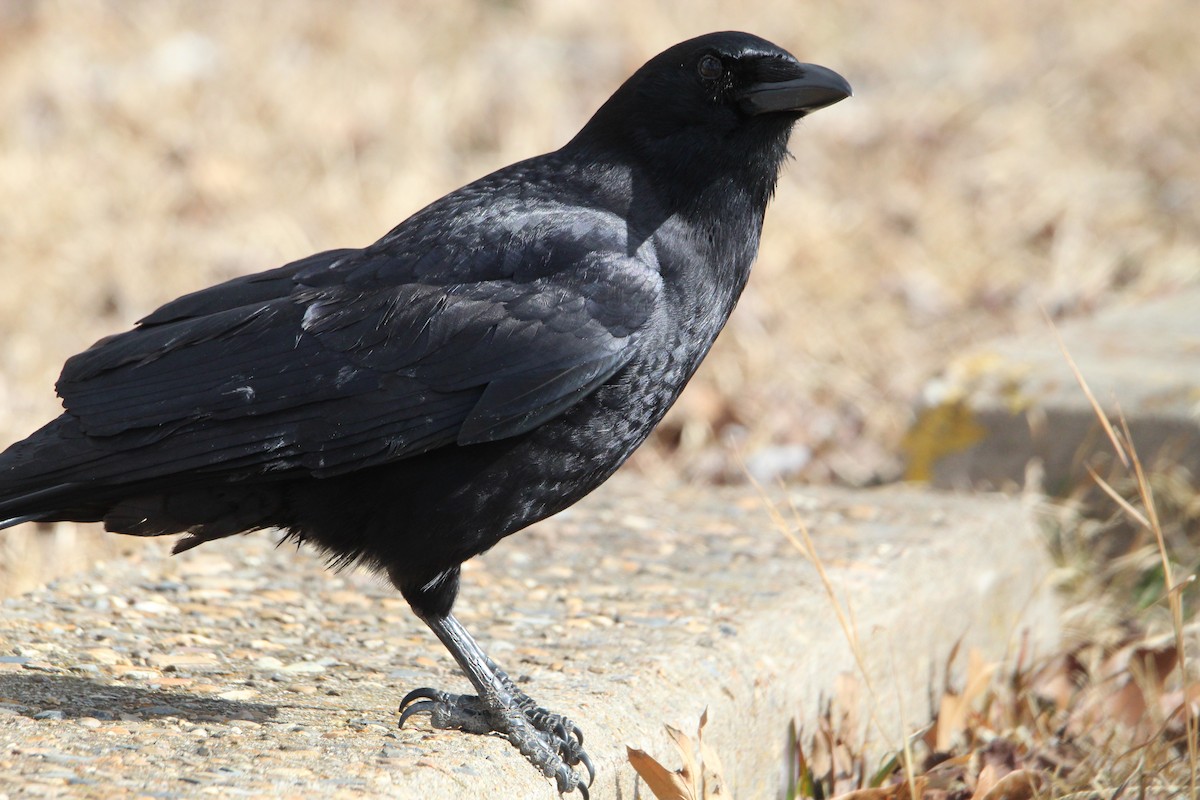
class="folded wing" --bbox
[45,236,660,488]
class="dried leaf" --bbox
[1102,634,1179,689]
[835,672,863,738]
[964,649,996,707]
[937,650,996,751]
[1132,640,1180,691]
[1163,681,1200,716]
[697,707,727,799]
[665,723,700,795]
[1085,635,1182,733]
[629,712,730,800]
[627,745,693,800]
[832,789,897,800]
[923,752,971,791]
[834,777,926,800]
[969,763,1002,800]
[811,713,833,779]
[977,769,1044,800]
[1102,678,1149,729]
[1029,652,1084,712]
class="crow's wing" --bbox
[134,248,360,327]
[53,236,661,484]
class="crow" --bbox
[0,31,849,795]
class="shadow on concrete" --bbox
[0,672,279,723]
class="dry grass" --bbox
[1,0,1197,484]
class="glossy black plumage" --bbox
[0,32,849,794]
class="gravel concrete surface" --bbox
[0,476,1057,799]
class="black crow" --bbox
[0,31,849,795]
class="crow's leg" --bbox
[395,568,593,796]
[399,613,594,795]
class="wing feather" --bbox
[48,225,661,486]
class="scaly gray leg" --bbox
[398,612,594,796]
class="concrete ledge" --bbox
[905,289,1200,491]
[0,476,1058,798]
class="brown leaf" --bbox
[810,714,833,778]
[1169,681,1200,712]
[937,650,996,751]
[832,789,896,800]
[978,739,1018,773]
[923,752,971,790]
[1101,635,1179,691]
[627,745,694,800]
[1102,677,1149,729]
[1065,634,1186,739]
[977,769,1044,800]
[834,777,927,800]
[964,649,997,707]
[1030,652,1084,712]
[665,724,701,796]
[697,707,728,799]
[1134,641,1181,691]
[835,672,863,737]
[969,763,1002,800]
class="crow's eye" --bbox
[697,55,723,80]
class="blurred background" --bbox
[1,0,1197,489]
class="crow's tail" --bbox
[1,414,287,541]
[0,415,108,530]
[0,481,86,530]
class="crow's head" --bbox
[572,32,851,205]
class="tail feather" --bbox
[0,482,95,530]
[2,413,288,543]
[0,514,44,531]
[1,415,110,527]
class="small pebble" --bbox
[132,600,178,615]
[140,705,182,716]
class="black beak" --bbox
[739,62,852,116]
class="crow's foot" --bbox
[399,684,593,797]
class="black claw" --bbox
[398,699,439,729]
[399,686,442,713]
[579,751,596,786]
[392,677,594,793]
